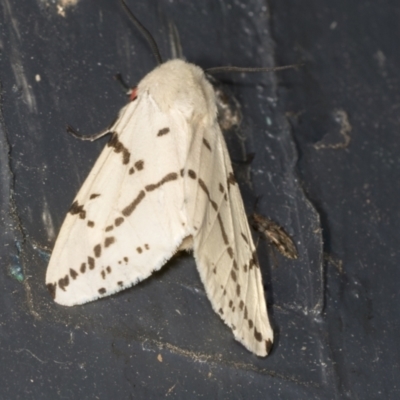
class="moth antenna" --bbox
[206,63,303,74]
[120,0,163,65]
[66,124,113,142]
[114,73,131,92]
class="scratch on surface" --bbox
[140,336,320,387]
[314,109,351,150]
[42,198,56,241]
[16,348,46,363]
[166,383,177,396]
[23,277,41,320]
[38,0,79,17]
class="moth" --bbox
[46,1,279,357]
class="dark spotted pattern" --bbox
[145,172,178,192]
[89,193,100,199]
[69,201,86,219]
[87,220,95,227]
[49,161,272,355]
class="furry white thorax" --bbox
[138,59,218,120]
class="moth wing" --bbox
[46,94,190,306]
[185,118,273,357]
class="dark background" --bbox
[1,0,399,398]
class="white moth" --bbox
[46,59,273,356]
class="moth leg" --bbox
[230,152,255,166]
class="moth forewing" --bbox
[46,60,273,356]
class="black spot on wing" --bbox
[89,193,100,199]
[87,221,95,228]
[94,244,101,258]
[70,268,78,279]
[47,283,56,299]
[104,237,115,248]
[107,132,130,165]
[241,233,249,244]
[202,138,212,151]
[134,160,144,170]
[227,172,236,187]
[231,270,237,282]
[58,275,69,291]
[198,179,218,211]
[98,288,106,295]
[115,217,124,226]
[254,327,262,342]
[157,127,170,136]
[122,191,145,216]
[217,214,229,245]
[69,201,86,219]
[88,257,95,270]
[145,172,178,192]
[266,339,273,354]
[80,263,86,273]
[236,284,241,296]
